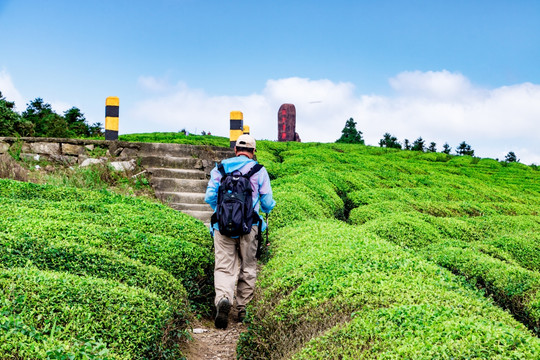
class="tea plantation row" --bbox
[0,179,214,359]
[238,141,540,359]
[2,135,539,359]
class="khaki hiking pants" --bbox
[214,226,258,312]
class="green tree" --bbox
[456,141,474,156]
[403,139,411,150]
[0,92,21,136]
[411,137,425,152]
[64,107,89,137]
[428,142,437,152]
[46,113,70,138]
[22,98,55,136]
[336,118,364,144]
[379,132,402,149]
[442,142,451,154]
[88,122,104,137]
[504,151,519,163]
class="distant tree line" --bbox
[337,118,519,163]
[0,92,102,138]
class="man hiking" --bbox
[205,134,276,329]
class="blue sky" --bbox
[1,0,540,164]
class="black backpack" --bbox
[211,163,264,237]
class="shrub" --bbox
[0,179,213,309]
[361,213,441,249]
[0,232,188,306]
[348,201,414,225]
[0,298,122,360]
[0,267,186,359]
[422,241,540,334]
[238,220,540,359]
[291,303,540,359]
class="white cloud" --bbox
[389,70,479,101]
[0,69,25,111]
[126,71,540,165]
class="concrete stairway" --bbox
[135,142,233,226]
[148,167,213,225]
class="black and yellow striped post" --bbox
[243,125,250,135]
[230,111,243,148]
[105,97,119,140]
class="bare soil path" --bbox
[184,311,246,360]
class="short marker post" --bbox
[105,96,119,140]
[230,111,243,148]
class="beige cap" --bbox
[236,134,256,150]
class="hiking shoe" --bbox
[215,298,231,329]
[237,309,246,323]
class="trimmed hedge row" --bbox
[0,267,185,359]
[0,180,212,246]
[292,303,540,359]
[0,232,187,305]
[0,178,216,358]
[238,220,540,359]
[421,240,540,334]
[1,300,120,360]
[118,132,230,147]
[242,141,540,358]
[0,181,213,304]
[359,213,540,333]
[269,170,344,229]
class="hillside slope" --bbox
[239,141,540,359]
[1,134,539,359]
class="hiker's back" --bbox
[212,163,263,237]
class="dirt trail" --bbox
[185,311,246,360]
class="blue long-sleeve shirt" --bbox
[205,155,276,233]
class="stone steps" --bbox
[151,178,208,193]
[179,210,213,225]
[140,144,233,227]
[169,203,213,212]
[155,191,207,204]
[147,167,207,180]
[140,156,203,170]
[135,142,232,159]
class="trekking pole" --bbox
[266,213,269,247]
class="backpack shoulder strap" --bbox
[244,163,264,178]
[217,163,227,178]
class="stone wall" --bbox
[0,137,234,174]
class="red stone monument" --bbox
[278,104,301,142]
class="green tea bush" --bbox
[422,241,540,334]
[0,232,187,306]
[425,216,483,242]
[361,213,442,249]
[347,188,410,206]
[268,170,344,229]
[238,220,540,359]
[0,267,186,359]
[348,201,414,225]
[0,207,211,305]
[272,171,343,216]
[243,140,540,356]
[483,233,540,272]
[0,298,120,360]
[291,303,540,359]
[416,151,452,162]
[463,215,540,238]
[0,179,213,304]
